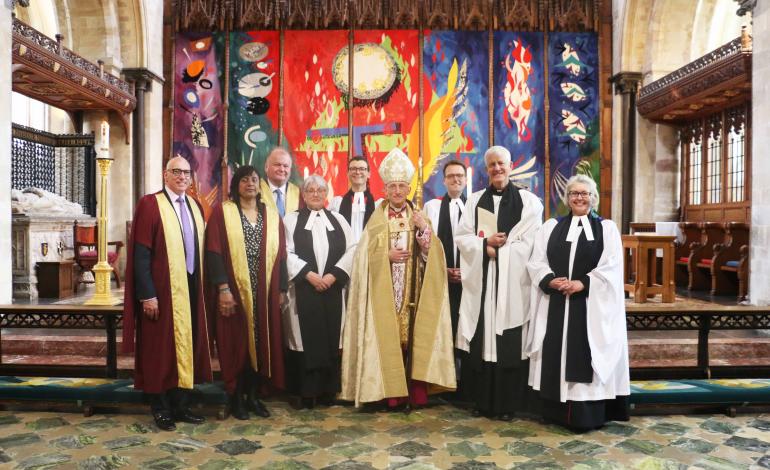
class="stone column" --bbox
[0,4,13,303]
[123,68,163,201]
[610,72,642,234]
[750,1,770,305]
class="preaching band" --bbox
[124,145,629,433]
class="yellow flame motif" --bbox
[407,59,459,198]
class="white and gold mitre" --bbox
[379,147,414,184]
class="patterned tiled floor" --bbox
[1,402,770,469]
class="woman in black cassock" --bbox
[283,175,356,408]
[526,174,630,432]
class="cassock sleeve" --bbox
[284,212,311,281]
[329,212,356,285]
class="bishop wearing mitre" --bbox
[339,147,456,408]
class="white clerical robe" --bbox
[283,209,356,351]
[525,218,630,402]
[455,188,543,361]
[330,193,383,243]
[424,197,465,267]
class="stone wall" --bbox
[750,2,770,305]
[1,1,12,303]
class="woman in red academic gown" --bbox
[205,165,287,419]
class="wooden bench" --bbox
[712,222,749,301]
[688,222,726,291]
[675,222,701,287]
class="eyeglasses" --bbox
[568,191,591,199]
[445,173,466,180]
[305,188,327,195]
[168,168,192,177]
[349,167,369,173]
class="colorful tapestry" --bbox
[227,31,281,178]
[282,30,350,200]
[172,33,225,217]
[547,32,600,216]
[493,32,546,198]
[350,30,419,198]
[422,30,489,200]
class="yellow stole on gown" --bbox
[221,199,280,372]
[155,192,206,389]
[260,179,300,215]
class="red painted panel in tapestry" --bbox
[282,30,350,200]
[352,30,420,198]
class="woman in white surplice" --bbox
[526,174,630,432]
[283,175,356,409]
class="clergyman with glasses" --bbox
[123,155,213,431]
[330,156,382,243]
[526,174,630,432]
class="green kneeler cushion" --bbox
[0,377,227,405]
[631,379,770,405]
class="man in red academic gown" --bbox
[123,155,213,431]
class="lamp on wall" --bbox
[85,118,119,306]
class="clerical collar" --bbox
[389,203,407,214]
[304,209,335,231]
[489,185,507,196]
[566,214,594,242]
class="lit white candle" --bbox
[467,166,473,194]
[100,120,110,151]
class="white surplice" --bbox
[283,209,356,351]
[525,217,631,402]
[330,193,383,243]
[455,188,543,362]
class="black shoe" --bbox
[229,394,249,420]
[497,413,513,422]
[247,397,270,418]
[152,410,176,431]
[302,397,315,410]
[317,395,336,407]
[173,407,205,424]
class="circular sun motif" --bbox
[332,43,398,101]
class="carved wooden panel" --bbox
[495,0,543,31]
[173,0,603,32]
[422,0,453,30]
[283,0,349,29]
[233,0,278,30]
[390,0,420,29]
[353,0,384,29]
[175,0,224,31]
[457,0,491,30]
[549,0,595,32]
